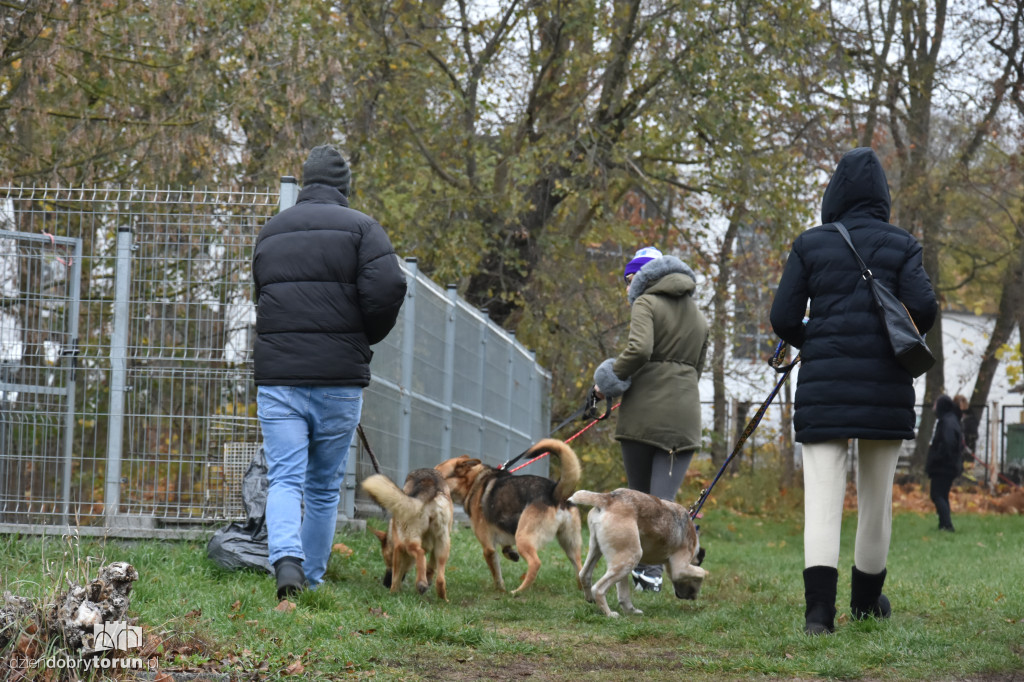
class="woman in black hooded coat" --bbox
[770,147,938,635]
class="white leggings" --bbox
[803,439,902,573]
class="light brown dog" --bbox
[435,438,583,595]
[362,468,454,601]
[569,488,707,617]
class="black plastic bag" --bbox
[207,446,272,574]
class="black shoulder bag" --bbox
[832,221,935,378]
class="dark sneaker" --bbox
[274,557,307,601]
[631,568,662,592]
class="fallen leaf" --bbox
[283,659,305,675]
[16,633,41,658]
[332,543,354,557]
[275,600,296,612]
[230,600,241,612]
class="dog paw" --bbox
[606,611,620,619]
[417,582,429,595]
[624,607,644,616]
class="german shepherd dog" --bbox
[569,488,707,617]
[435,438,583,595]
[362,468,454,601]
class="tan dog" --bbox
[435,438,583,595]
[569,488,707,617]
[362,468,454,601]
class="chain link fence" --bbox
[0,182,549,537]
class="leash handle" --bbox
[582,388,613,421]
[500,388,603,470]
[508,402,621,474]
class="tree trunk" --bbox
[970,240,1024,411]
[709,218,741,467]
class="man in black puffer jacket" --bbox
[253,145,407,600]
[770,147,938,635]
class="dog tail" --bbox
[567,490,607,508]
[361,474,423,520]
[527,438,581,503]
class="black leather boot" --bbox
[803,566,838,635]
[850,566,891,620]
[274,556,307,601]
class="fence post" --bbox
[441,285,457,459]
[989,401,999,489]
[478,310,488,456]
[60,239,83,525]
[505,332,515,461]
[104,226,133,525]
[397,258,417,483]
[528,350,539,443]
[279,176,298,211]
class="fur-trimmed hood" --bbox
[627,255,697,306]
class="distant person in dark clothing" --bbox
[770,147,938,635]
[953,394,979,464]
[927,395,964,532]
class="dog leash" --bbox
[507,401,621,473]
[498,389,614,471]
[356,424,383,475]
[689,340,799,519]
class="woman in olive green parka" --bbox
[593,249,710,591]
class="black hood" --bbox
[934,394,959,418]
[821,147,891,224]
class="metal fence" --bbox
[0,182,550,537]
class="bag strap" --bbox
[831,221,874,282]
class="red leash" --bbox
[508,402,620,473]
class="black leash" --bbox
[689,341,799,519]
[498,388,612,470]
[356,423,383,475]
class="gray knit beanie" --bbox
[302,145,351,195]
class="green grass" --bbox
[2,511,1022,680]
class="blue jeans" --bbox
[257,385,362,587]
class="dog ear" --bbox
[456,458,482,473]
